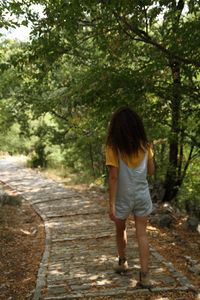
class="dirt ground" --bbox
[0,184,45,300]
[0,181,200,300]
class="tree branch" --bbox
[179,143,194,185]
[114,12,200,68]
[51,110,68,122]
[111,11,143,42]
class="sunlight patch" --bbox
[20,229,31,235]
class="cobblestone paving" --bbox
[0,157,197,299]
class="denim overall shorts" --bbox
[115,151,153,219]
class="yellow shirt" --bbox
[105,145,153,168]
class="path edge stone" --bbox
[150,247,197,293]
[32,205,50,300]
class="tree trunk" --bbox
[163,60,181,202]
[89,143,96,178]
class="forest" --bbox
[0,0,200,217]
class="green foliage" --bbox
[27,120,53,168]
[0,124,30,155]
[0,1,200,206]
[28,140,48,168]
[177,155,200,218]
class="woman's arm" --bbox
[108,166,118,221]
[147,158,154,176]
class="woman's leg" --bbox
[115,218,127,259]
[134,215,149,273]
[113,218,128,272]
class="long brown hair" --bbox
[106,107,148,155]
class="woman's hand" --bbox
[108,206,118,222]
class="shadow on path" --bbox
[0,156,197,300]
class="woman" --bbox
[105,107,154,288]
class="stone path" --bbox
[0,156,197,299]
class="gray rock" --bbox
[163,202,174,214]
[150,213,174,228]
[188,264,200,275]
[149,215,160,226]
[0,190,7,206]
[186,216,199,231]
[159,214,173,228]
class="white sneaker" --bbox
[113,257,128,273]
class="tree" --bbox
[26,0,200,200]
[1,1,200,200]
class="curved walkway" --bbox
[0,156,197,299]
